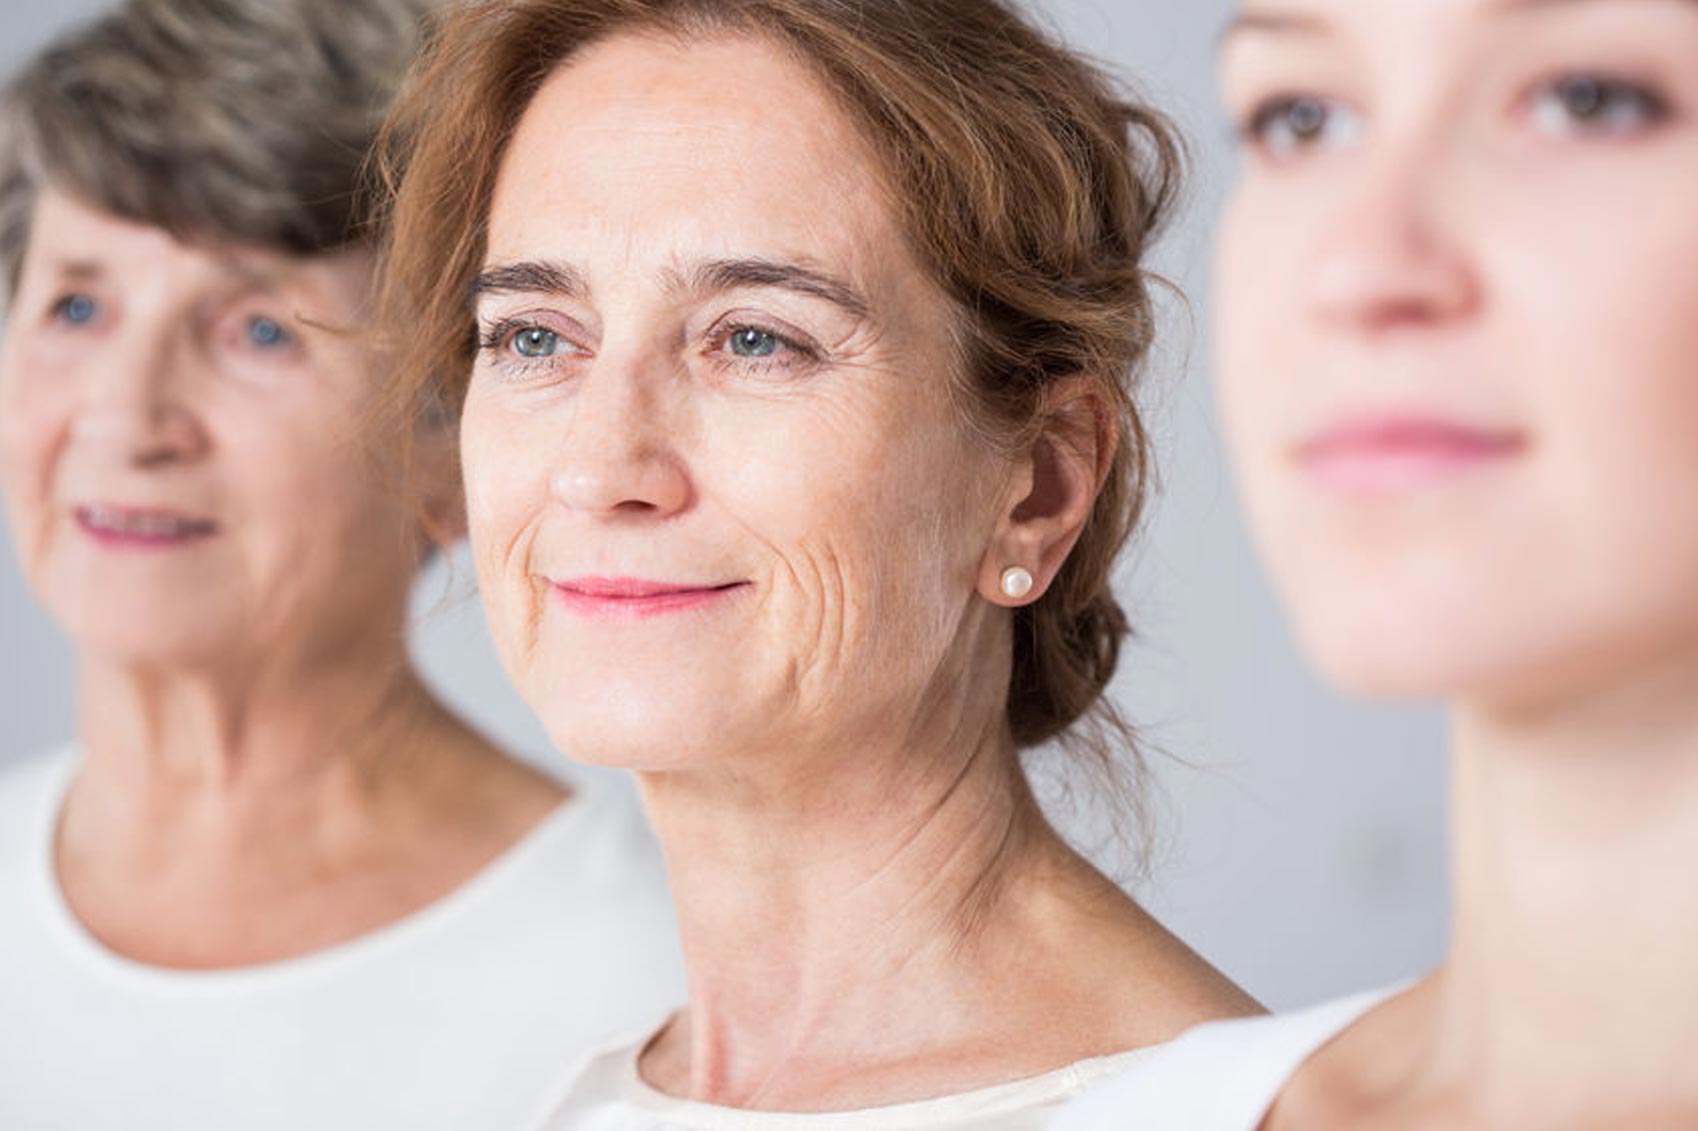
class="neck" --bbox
[1433,651,1698,1123]
[54,626,559,969]
[637,704,1076,1109]
[76,632,436,808]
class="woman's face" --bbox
[464,32,1015,771]
[1215,0,1698,708]
[0,190,421,668]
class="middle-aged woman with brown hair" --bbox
[378,0,1259,1127]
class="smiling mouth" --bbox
[76,505,219,547]
[550,577,749,619]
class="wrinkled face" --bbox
[0,190,418,669]
[465,32,1011,771]
[1215,0,1698,708]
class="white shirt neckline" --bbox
[592,1032,1160,1131]
[28,746,596,994]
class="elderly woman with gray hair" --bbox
[0,1,681,1126]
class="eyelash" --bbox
[478,316,545,358]
[1528,72,1673,136]
[702,319,822,375]
[476,316,825,379]
[1235,94,1359,161]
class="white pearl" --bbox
[1000,566,1035,601]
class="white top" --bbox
[0,746,687,1131]
[525,1034,1160,1131]
[1051,988,1397,1131]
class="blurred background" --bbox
[0,0,1449,1010]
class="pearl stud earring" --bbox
[1000,566,1035,601]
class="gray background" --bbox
[0,0,1449,1010]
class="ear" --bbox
[976,376,1118,607]
[412,420,467,548]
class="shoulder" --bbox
[1051,988,1397,1131]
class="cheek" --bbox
[217,424,393,610]
[1213,188,1312,522]
[460,389,541,557]
[459,388,552,652]
[0,346,75,568]
[1525,215,1698,636]
[711,386,991,667]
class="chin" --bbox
[1301,631,1470,701]
[60,615,240,671]
[525,671,750,774]
[1281,576,1532,703]
[1293,595,1675,714]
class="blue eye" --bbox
[1533,76,1669,137]
[52,294,99,326]
[513,326,561,359]
[247,316,294,349]
[727,328,780,359]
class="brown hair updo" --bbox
[376,0,1183,780]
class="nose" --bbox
[1307,148,1481,335]
[548,352,692,519]
[72,326,209,469]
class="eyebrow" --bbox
[679,258,871,320]
[214,257,286,295]
[468,259,589,305]
[467,256,871,320]
[46,260,104,282]
[1221,0,1698,46]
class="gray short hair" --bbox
[0,0,439,304]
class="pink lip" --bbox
[1295,415,1527,493]
[74,505,219,551]
[550,576,748,620]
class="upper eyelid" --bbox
[707,308,822,345]
[478,307,592,337]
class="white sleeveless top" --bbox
[0,746,687,1131]
[1050,988,1397,1131]
[525,1033,1161,1131]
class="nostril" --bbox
[70,403,209,467]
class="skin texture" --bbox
[465,31,1258,1111]
[1216,0,1698,1127]
[0,190,562,968]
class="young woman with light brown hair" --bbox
[377,1,1258,1127]
[1061,1,1698,1128]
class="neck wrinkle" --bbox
[637,705,1053,1111]
[71,628,435,827]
